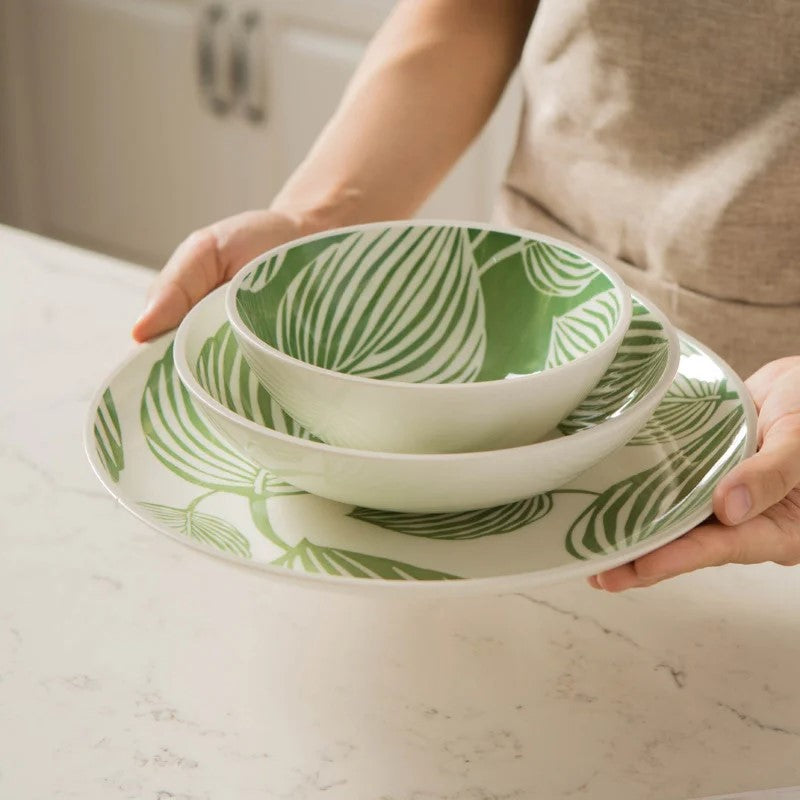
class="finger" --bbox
[132,228,223,342]
[586,574,601,589]
[594,513,794,590]
[714,411,800,525]
[593,562,659,592]
[746,357,800,411]
[754,364,800,442]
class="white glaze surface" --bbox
[2,225,800,799]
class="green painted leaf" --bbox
[271,538,460,580]
[523,241,600,297]
[349,493,553,540]
[630,374,738,445]
[196,321,315,440]
[94,388,124,482]
[240,249,286,293]
[566,407,746,559]
[558,302,670,434]
[546,289,622,369]
[139,501,251,558]
[271,226,486,383]
[140,343,270,496]
[247,495,290,551]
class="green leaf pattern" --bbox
[545,289,622,368]
[272,538,459,580]
[140,343,271,496]
[273,226,487,383]
[196,321,315,440]
[558,301,670,434]
[565,407,746,559]
[349,494,553,540]
[239,248,286,293]
[94,388,124,482]
[631,371,737,445]
[138,342,458,576]
[523,241,600,297]
[139,501,251,558]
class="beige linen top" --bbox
[494,0,800,378]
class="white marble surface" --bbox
[2,224,800,800]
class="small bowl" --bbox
[175,286,678,514]
[225,221,632,453]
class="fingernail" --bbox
[725,485,752,524]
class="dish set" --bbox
[87,222,756,593]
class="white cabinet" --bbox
[0,0,520,267]
[6,0,283,264]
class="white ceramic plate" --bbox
[85,324,755,595]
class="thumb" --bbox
[132,209,304,343]
[132,228,222,342]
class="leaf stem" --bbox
[187,490,217,512]
[248,496,290,551]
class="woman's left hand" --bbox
[590,356,800,591]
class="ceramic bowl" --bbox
[225,221,632,453]
[175,286,678,513]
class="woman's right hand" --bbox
[131,208,307,342]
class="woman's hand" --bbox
[131,209,304,342]
[590,356,800,591]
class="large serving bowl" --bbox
[175,286,678,513]
[225,222,632,453]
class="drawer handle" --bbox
[197,4,232,116]
[232,9,266,123]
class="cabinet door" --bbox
[19,0,280,266]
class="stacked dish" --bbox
[86,222,756,593]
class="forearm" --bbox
[273,0,537,232]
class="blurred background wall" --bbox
[0,0,521,267]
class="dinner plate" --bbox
[85,329,755,595]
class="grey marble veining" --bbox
[1,224,800,800]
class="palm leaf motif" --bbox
[546,289,622,368]
[558,302,669,434]
[272,538,460,580]
[349,493,553,540]
[523,241,600,297]
[566,406,746,559]
[94,388,124,482]
[140,343,272,496]
[274,226,487,382]
[196,321,315,440]
[139,501,251,558]
[630,372,738,445]
[239,248,287,293]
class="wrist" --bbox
[270,179,367,238]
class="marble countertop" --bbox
[2,224,800,800]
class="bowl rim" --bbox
[224,219,633,392]
[176,285,679,464]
